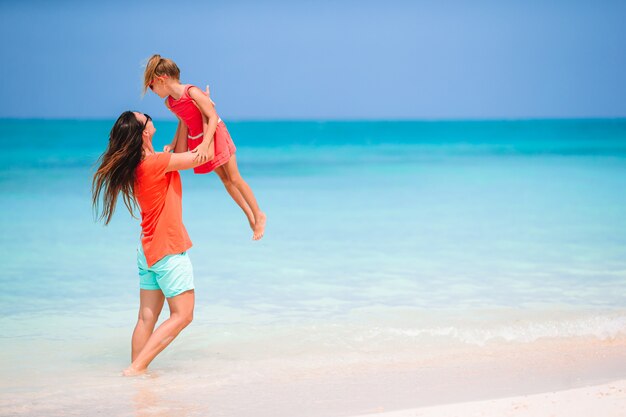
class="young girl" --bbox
[143,54,266,240]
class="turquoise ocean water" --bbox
[1,119,626,415]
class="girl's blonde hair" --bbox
[143,54,180,94]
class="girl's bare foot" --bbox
[122,365,147,377]
[252,212,266,240]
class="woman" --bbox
[92,111,206,376]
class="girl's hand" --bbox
[191,142,214,163]
[163,143,175,152]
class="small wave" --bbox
[378,314,626,346]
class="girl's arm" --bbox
[200,112,213,156]
[188,86,219,162]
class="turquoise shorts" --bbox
[137,245,195,298]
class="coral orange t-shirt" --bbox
[134,152,192,267]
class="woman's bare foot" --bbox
[252,212,266,240]
[122,365,147,377]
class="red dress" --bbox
[167,84,237,174]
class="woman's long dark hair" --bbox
[92,111,144,225]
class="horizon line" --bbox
[1,116,626,123]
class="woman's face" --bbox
[134,112,156,138]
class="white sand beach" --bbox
[348,379,626,417]
[2,312,626,416]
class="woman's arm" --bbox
[173,119,189,153]
[163,99,189,153]
[188,86,219,163]
[165,151,208,172]
[164,120,182,152]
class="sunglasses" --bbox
[142,113,152,129]
[149,75,168,91]
[148,76,161,91]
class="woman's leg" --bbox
[214,165,255,229]
[123,290,195,375]
[131,289,165,361]
[222,155,266,240]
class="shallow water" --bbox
[1,119,626,415]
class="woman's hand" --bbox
[163,143,175,152]
[191,141,214,163]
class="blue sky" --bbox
[1,0,625,120]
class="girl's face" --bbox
[148,77,167,98]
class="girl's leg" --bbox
[131,289,165,362]
[222,155,266,240]
[123,290,195,375]
[214,165,255,229]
